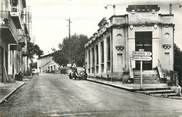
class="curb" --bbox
[0,82,25,104]
[87,79,171,92]
[87,79,136,92]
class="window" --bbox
[96,45,99,64]
[96,45,99,73]
[11,0,18,6]
[107,37,111,71]
[101,41,104,72]
[101,41,104,63]
[107,37,110,61]
[92,48,95,67]
[88,50,91,73]
[92,48,95,73]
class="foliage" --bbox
[52,50,69,66]
[174,44,182,86]
[30,62,37,69]
[53,34,88,67]
[27,41,43,58]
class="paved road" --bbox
[0,74,182,117]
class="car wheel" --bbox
[69,74,72,79]
[84,75,87,80]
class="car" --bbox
[32,68,39,76]
[69,67,87,80]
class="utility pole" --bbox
[67,18,71,39]
[169,3,182,14]
[66,18,72,64]
[169,3,172,14]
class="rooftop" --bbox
[126,5,160,12]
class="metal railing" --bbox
[157,59,164,79]
[129,58,134,78]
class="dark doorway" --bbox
[0,47,3,82]
[135,32,152,70]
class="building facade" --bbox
[0,0,31,82]
[37,54,60,73]
[85,5,174,83]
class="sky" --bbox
[28,0,182,54]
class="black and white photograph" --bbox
[0,0,182,116]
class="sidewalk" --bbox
[0,81,25,104]
[87,77,169,91]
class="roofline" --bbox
[38,53,53,59]
[159,14,174,16]
[98,17,107,26]
[109,14,128,20]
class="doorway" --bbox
[135,32,152,70]
[0,47,3,82]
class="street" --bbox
[0,74,182,117]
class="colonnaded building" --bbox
[85,5,174,84]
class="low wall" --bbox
[88,72,124,81]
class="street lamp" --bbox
[104,4,116,15]
[179,4,182,8]
[169,2,182,14]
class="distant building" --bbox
[37,54,60,73]
[85,5,174,83]
[0,0,31,82]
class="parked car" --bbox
[69,67,87,80]
[32,68,39,76]
[15,71,24,81]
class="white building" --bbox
[37,54,60,73]
[0,0,30,82]
[85,5,174,83]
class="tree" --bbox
[52,50,68,66]
[53,34,88,67]
[27,41,43,58]
[174,44,182,86]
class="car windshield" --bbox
[76,67,85,72]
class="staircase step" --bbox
[134,70,157,73]
[134,70,158,78]
[137,89,175,94]
[137,87,170,91]
[133,78,159,84]
[133,70,160,84]
[135,77,158,79]
[134,81,160,84]
[143,70,157,74]
[134,74,157,77]
[150,93,177,97]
